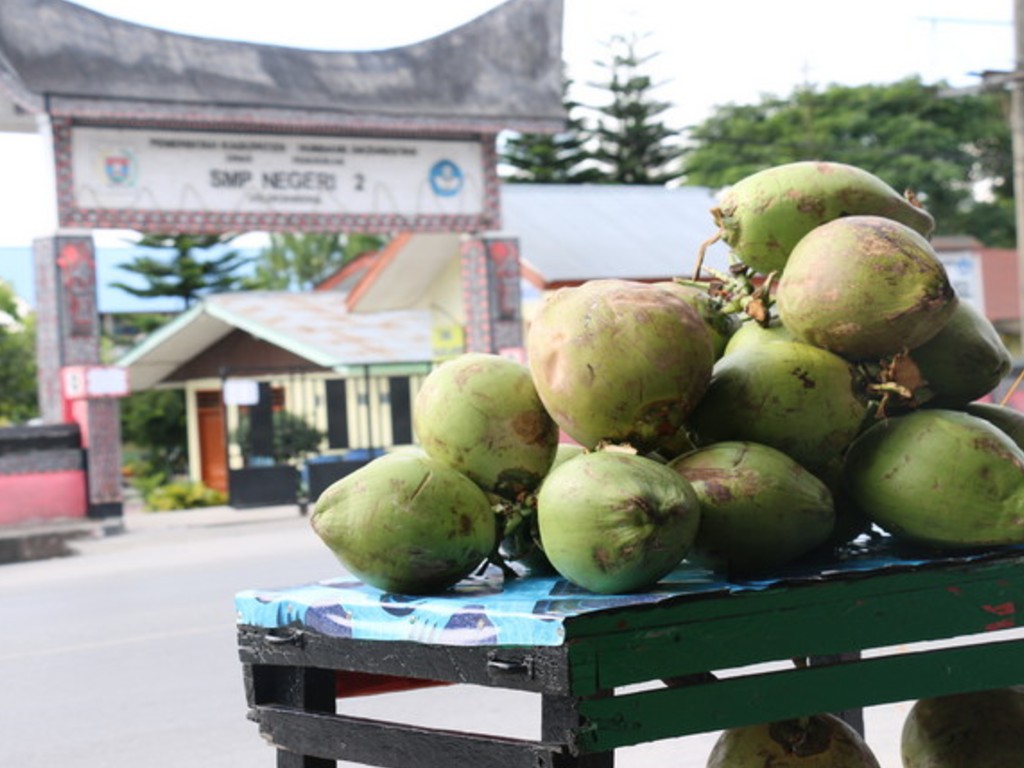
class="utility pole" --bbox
[930,13,1021,352]
[1014,0,1024,350]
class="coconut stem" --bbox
[1000,366,1024,406]
[693,230,722,280]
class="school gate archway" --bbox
[0,0,565,518]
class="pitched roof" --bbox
[498,184,729,286]
[118,291,432,390]
[320,184,732,306]
[0,0,565,133]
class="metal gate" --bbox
[217,365,425,508]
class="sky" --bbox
[0,0,1015,250]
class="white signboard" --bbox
[222,379,261,406]
[938,251,986,316]
[61,365,130,400]
[63,125,491,231]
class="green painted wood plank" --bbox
[562,554,1024,640]
[573,637,1024,754]
[565,558,1024,694]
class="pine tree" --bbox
[587,34,682,185]
[111,233,249,308]
[500,75,603,183]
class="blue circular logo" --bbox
[429,159,464,197]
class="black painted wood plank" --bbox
[256,705,565,768]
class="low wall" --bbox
[0,424,87,525]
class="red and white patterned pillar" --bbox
[34,233,124,519]
[459,236,524,356]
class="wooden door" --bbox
[196,390,228,493]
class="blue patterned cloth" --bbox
[235,535,1024,647]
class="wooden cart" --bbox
[236,539,1024,767]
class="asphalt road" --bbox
[0,505,911,767]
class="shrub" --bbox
[145,480,227,512]
[233,410,324,464]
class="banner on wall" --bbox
[58,125,495,233]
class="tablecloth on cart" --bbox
[235,535,1024,647]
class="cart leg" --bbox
[543,694,614,767]
[272,666,336,768]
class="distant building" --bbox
[114,183,732,502]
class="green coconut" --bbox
[776,216,957,361]
[843,409,1024,550]
[811,454,873,549]
[550,441,587,470]
[311,453,496,594]
[965,401,1024,449]
[901,688,1024,768]
[668,441,835,576]
[687,340,872,477]
[655,280,740,359]
[527,279,715,453]
[908,301,1011,408]
[413,352,558,500]
[707,713,881,767]
[722,317,796,356]
[712,160,935,276]
[497,443,588,574]
[536,451,701,593]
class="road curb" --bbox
[0,518,119,565]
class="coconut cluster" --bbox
[311,160,1024,602]
[697,161,1023,558]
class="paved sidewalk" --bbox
[0,498,307,565]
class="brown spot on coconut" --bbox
[776,216,957,361]
[311,453,496,594]
[668,441,835,576]
[413,353,559,500]
[843,409,1024,550]
[526,279,715,454]
[536,451,701,593]
[711,161,934,275]
[707,713,881,767]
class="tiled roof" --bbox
[118,291,431,390]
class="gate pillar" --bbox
[34,232,124,519]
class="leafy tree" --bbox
[0,282,37,425]
[111,233,250,308]
[501,75,604,183]
[681,78,1013,244]
[586,33,683,185]
[120,388,188,475]
[245,232,385,291]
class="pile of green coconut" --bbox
[312,160,1024,596]
[310,161,1024,766]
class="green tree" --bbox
[501,75,604,183]
[0,282,38,425]
[111,233,250,308]
[586,33,682,185]
[120,388,190,503]
[681,78,1013,244]
[245,232,385,291]
[120,388,187,474]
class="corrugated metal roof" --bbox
[497,184,732,285]
[118,291,432,390]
